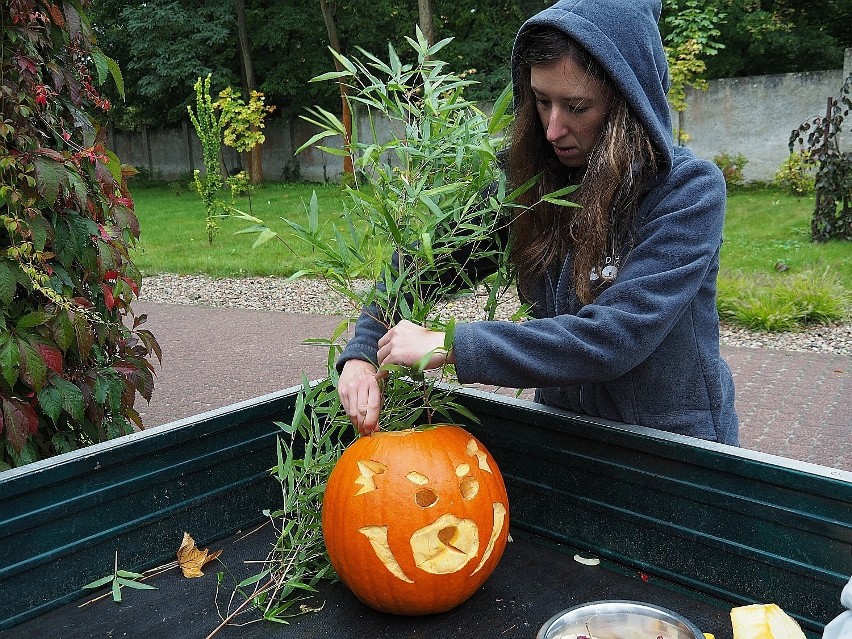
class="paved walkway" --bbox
[133,301,851,473]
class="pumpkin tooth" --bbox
[406,471,429,485]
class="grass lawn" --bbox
[130,182,347,278]
[129,181,851,327]
[721,187,851,290]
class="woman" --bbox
[337,0,739,445]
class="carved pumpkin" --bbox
[322,424,510,615]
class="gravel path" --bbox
[139,273,852,356]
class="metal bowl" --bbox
[537,600,705,639]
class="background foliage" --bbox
[1,0,160,469]
[88,0,852,131]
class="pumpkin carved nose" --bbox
[415,488,438,507]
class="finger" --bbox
[376,342,389,366]
[363,385,382,433]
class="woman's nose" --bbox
[545,108,570,142]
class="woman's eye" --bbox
[534,98,549,107]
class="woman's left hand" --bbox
[376,320,455,377]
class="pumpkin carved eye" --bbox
[459,476,479,500]
[354,459,387,495]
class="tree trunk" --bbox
[233,0,264,184]
[319,0,353,175]
[418,0,434,46]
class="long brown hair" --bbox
[508,26,659,305]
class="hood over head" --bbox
[512,0,673,169]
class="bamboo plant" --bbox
[224,27,574,627]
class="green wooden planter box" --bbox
[1,386,850,638]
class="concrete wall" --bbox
[110,48,852,185]
[678,68,845,183]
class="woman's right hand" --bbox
[337,359,383,436]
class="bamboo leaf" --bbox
[82,575,115,589]
[116,578,157,590]
[327,47,357,74]
[252,228,278,249]
[112,579,122,602]
[311,70,351,82]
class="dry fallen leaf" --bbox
[176,532,222,578]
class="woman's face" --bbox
[530,56,611,168]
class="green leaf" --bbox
[38,384,63,422]
[294,129,339,156]
[34,156,62,205]
[0,337,19,388]
[488,84,513,135]
[252,228,278,249]
[16,311,50,329]
[0,261,16,306]
[443,318,456,353]
[307,191,319,233]
[420,231,434,266]
[116,578,156,590]
[105,52,125,99]
[546,184,580,198]
[18,339,47,391]
[82,575,115,590]
[53,377,85,422]
[310,70,351,82]
[91,45,110,85]
[327,47,357,75]
[314,145,349,158]
[104,150,123,183]
[66,170,88,205]
[116,570,145,579]
[53,310,75,350]
[112,578,121,603]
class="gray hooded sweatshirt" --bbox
[339,0,739,445]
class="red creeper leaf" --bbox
[35,343,63,374]
[101,282,115,310]
[1,396,39,453]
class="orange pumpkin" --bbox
[321,424,510,615]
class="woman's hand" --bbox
[338,359,383,436]
[376,320,455,377]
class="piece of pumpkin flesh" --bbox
[730,603,807,639]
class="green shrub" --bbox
[1,1,161,469]
[713,152,748,188]
[773,151,816,197]
[717,268,850,331]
